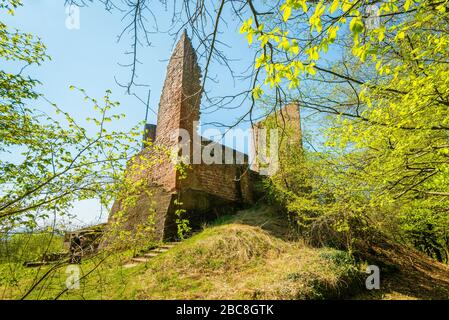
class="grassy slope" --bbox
[1,205,449,300]
[63,205,363,299]
[127,226,362,299]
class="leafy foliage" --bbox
[1,1,141,231]
[242,0,449,262]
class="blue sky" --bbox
[3,1,260,227]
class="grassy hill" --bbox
[1,205,449,300]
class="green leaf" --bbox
[349,17,364,34]
[283,6,292,22]
[330,0,339,14]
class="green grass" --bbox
[0,206,365,300]
[0,233,64,263]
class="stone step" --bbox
[131,257,149,263]
[152,248,169,253]
[125,242,181,266]
[143,252,159,258]
[159,244,176,249]
[165,242,180,245]
[24,261,50,267]
[123,263,138,269]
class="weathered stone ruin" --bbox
[108,31,301,241]
[250,102,302,174]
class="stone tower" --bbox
[153,30,202,191]
[250,102,302,173]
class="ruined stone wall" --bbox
[108,184,175,241]
[176,138,253,204]
[108,32,263,241]
[187,164,251,203]
[251,102,301,172]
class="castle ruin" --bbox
[108,31,301,241]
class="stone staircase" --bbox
[123,242,179,268]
